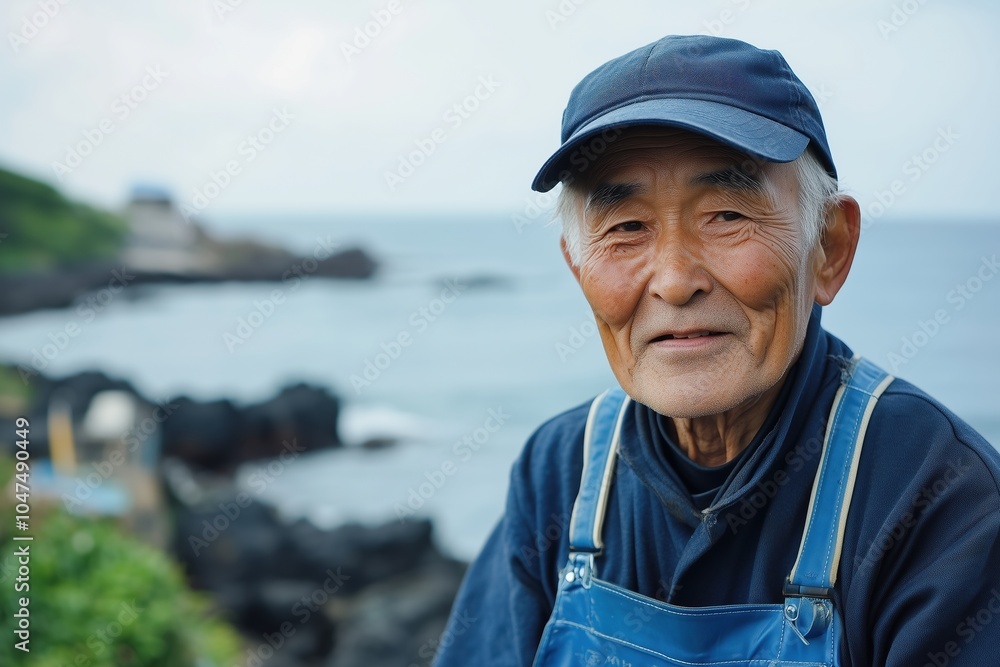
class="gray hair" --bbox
[555,147,843,267]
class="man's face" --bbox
[565,128,824,418]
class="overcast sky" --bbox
[2,0,997,222]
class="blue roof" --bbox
[129,182,173,202]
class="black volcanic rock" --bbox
[170,489,465,667]
[0,364,344,474]
[325,557,467,667]
[160,397,243,472]
[236,383,341,465]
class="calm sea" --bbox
[1,214,997,559]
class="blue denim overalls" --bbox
[532,356,894,666]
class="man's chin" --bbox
[635,394,741,419]
[625,367,750,419]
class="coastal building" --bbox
[122,183,216,273]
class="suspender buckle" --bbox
[783,595,834,646]
[782,578,834,599]
[567,551,597,589]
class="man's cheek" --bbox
[713,247,790,312]
[580,260,645,327]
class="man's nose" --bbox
[646,230,713,306]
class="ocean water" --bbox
[1,214,997,559]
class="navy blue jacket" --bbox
[434,307,1000,666]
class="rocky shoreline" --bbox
[0,177,379,317]
[0,175,463,664]
[0,244,377,317]
[173,492,466,667]
[0,364,464,666]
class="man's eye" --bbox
[715,211,745,222]
[610,221,644,232]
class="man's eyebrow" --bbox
[691,166,768,197]
[585,182,642,214]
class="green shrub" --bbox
[0,166,127,273]
[0,458,243,666]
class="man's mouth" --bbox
[651,331,726,342]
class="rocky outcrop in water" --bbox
[0,365,343,473]
[0,174,379,317]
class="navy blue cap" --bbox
[531,35,836,192]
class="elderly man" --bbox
[433,35,1000,666]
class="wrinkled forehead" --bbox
[576,126,776,192]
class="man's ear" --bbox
[813,195,861,306]
[560,236,582,283]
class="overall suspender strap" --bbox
[786,355,895,597]
[566,356,893,594]
[568,387,631,553]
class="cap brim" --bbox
[531,98,811,192]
